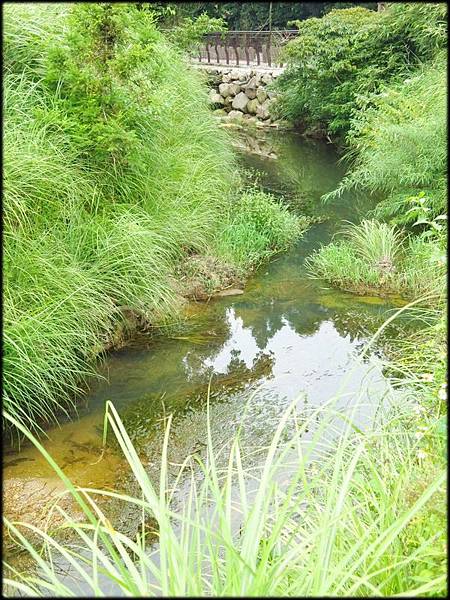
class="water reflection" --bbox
[5,130,414,595]
[4,131,414,519]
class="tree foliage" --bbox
[276,3,447,136]
[160,2,376,31]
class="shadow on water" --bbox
[3,131,419,594]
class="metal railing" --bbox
[196,30,298,68]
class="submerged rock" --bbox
[213,288,245,297]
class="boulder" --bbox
[261,73,273,85]
[232,91,250,112]
[256,88,268,103]
[209,90,225,106]
[223,95,233,107]
[256,99,272,120]
[244,87,257,100]
[219,82,233,97]
[238,73,247,81]
[222,72,232,82]
[230,69,241,80]
[228,110,244,121]
[246,75,259,89]
[246,98,260,115]
[213,108,227,116]
[229,82,241,96]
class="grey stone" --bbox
[238,73,247,81]
[213,108,227,117]
[229,82,241,96]
[246,75,258,89]
[228,110,244,121]
[232,91,250,112]
[256,88,268,103]
[246,98,260,115]
[222,73,232,82]
[261,73,273,85]
[219,82,233,97]
[244,87,257,100]
[223,95,233,106]
[214,288,244,297]
[230,69,241,80]
[256,99,272,120]
[209,89,224,105]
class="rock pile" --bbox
[205,67,280,125]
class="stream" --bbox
[3,129,414,593]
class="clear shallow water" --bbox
[4,131,414,592]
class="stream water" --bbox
[3,129,414,593]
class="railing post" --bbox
[233,34,239,66]
[224,33,229,65]
[244,32,250,66]
[214,33,220,64]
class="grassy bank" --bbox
[274,3,446,303]
[306,219,446,299]
[3,308,447,596]
[3,3,308,436]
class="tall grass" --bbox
[3,3,306,435]
[214,188,310,271]
[324,55,447,221]
[306,219,446,300]
[341,219,403,268]
[3,308,447,596]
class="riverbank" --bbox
[3,4,309,437]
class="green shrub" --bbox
[165,12,227,54]
[400,234,447,300]
[306,219,446,299]
[215,188,310,270]
[276,3,447,136]
[325,55,447,223]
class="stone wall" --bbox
[201,66,282,126]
